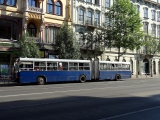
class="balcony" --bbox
[78,18,84,25]
[24,6,43,14]
[94,21,100,27]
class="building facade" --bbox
[71,0,160,76]
[0,0,160,77]
[0,0,70,75]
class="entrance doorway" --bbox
[143,58,149,74]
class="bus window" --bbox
[118,64,122,70]
[47,62,57,71]
[79,63,84,70]
[35,62,46,71]
[111,64,114,70]
[69,62,78,70]
[115,64,118,70]
[100,63,104,70]
[58,62,68,70]
[83,63,90,70]
[122,64,130,70]
[106,63,110,70]
[20,62,33,71]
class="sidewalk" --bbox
[131,74,160,79]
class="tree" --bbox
[105,0,144,61]
[144,33,160,77]
[18,32,39,58]
[54,22,80,59]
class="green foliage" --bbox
[106,0,144,55]
[54,22,80,59]
[144,34,160,55]
[18,32,39,58]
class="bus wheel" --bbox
[115,74,120,81]
[79,75,86,83]
[37,77,45,85]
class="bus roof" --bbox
[99,61,130,64]
[19,58,91,63]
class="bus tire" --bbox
[37,76,45,85]
[115,74,120,81]
[79,75,86,83]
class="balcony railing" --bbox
[24,6,43,14]
[85,20,93,26]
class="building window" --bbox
[45,27,59,44]
[152,10,156,20]
[151,24,156,36]
[7,0,15,6]
[87,0,92,3]
[95,0,99,5]
[105,0,110,8]
[0,19,17,40]
[79,9,84,22]
[0,0,4,4]
[144,7,148,18]
[143,22,148,34]
[136,5,140,13]
[27,23,36,37]
[0,0,16,6]
[95,12,100,25]
[47,0,53,13]
[55,1,62,15]
[105,15,110,26]
[87,11,92,25]
[28,0,36,7]
[157,12,160,22]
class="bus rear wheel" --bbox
[115,74,120,81]
[79,75,86,83]
[37,77,45,85]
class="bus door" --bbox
[91,60,99,80]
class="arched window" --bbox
[47,0,53,13]
[55,1,62,15]
[79,9,84,22]
[27,23,36,37]
[87,11,92,24]
[28,0,36,7]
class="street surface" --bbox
[0,78,160,120]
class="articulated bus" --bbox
[13,58,131,85]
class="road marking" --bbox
[99,105,160,120]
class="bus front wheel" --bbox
[79,75,86,83]
[37,77,45,85]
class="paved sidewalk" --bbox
[131,74,160,79]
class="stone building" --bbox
[0,0,70,75]
[71,0,160,76]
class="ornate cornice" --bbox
[28,12,41,19]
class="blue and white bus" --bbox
[13,58,131,85]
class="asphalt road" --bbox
[0,78,160,120]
